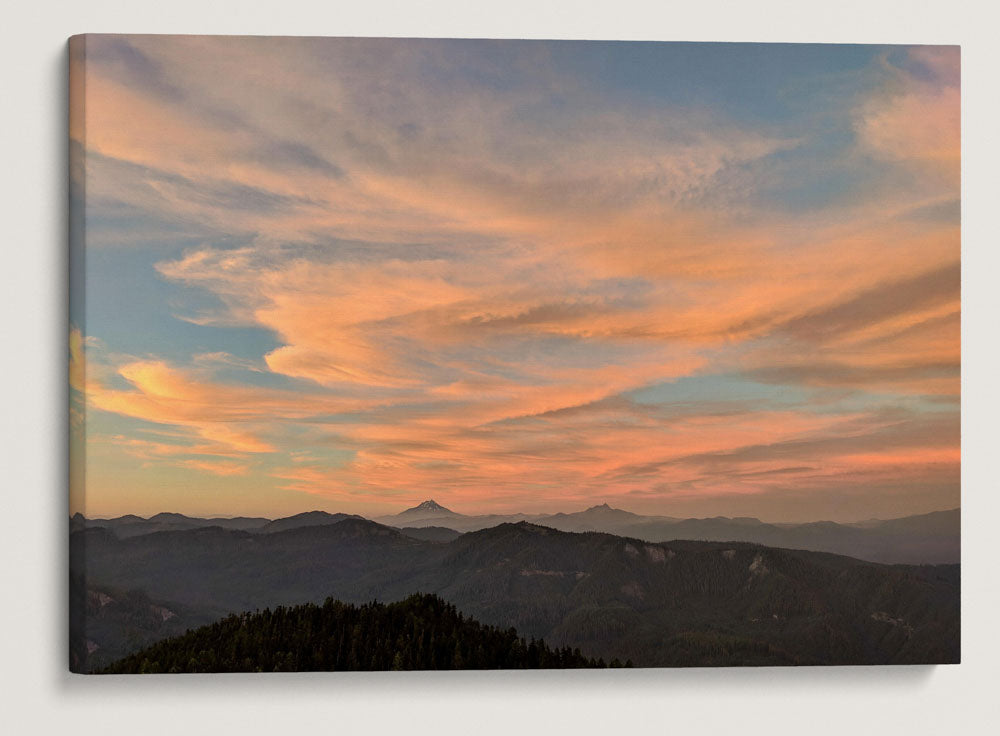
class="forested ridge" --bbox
[100,593,629,673]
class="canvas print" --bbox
[69,36,960,673]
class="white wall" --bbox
[2,2,997,734]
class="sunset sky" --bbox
[69,37,959,521]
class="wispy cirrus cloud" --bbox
[72,38,959,519]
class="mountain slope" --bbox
[99,594,616,673]
[70,572,214,672]
[73,519,959,670]
[430,523,959,666]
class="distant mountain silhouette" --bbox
[72,517,959,671]
[402,499,455,515]
[72,504,960,564]
[376,502,960,565]
[99,593,619,673]
[258,511,363,534]
[376,499,466,525]
[540,502,656,530]
[73,513,270,538]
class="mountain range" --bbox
[70,514,960,671]
[74,501,960,564]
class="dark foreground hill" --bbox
[99,593,618,673]
[72,518,959,671]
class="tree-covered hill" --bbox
[99,593,621,673]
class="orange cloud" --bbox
[74,39,959,518]
[173,459,250,476]
[85,358,384,455]
[855,46,960,187]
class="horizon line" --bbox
[73,502,962,526]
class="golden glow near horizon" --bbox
[69,37,959,522]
